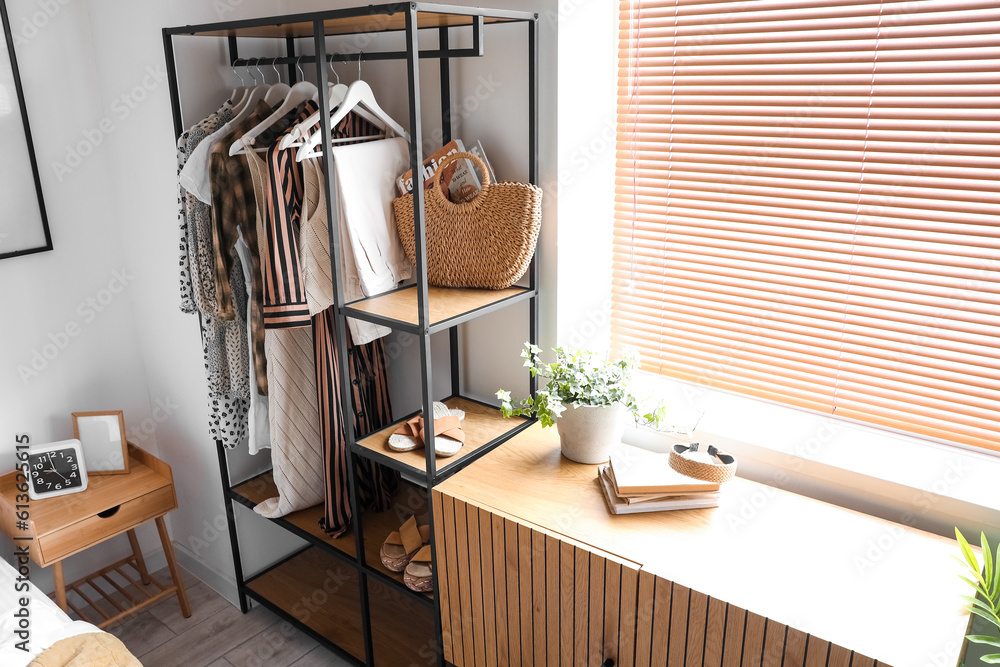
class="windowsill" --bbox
[623,372,1000,538]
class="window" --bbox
[613,1,1000,451]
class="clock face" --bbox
[29,449,85,495]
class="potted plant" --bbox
[955,528,1000,665]
[496,343,666,464]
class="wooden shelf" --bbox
[231,472,357,560]
[368,577,436,666]
[344,285,533,332]
[178,11,515,39]
[355,397,528,478]
[245,547,365,662]
[233,471,435,602]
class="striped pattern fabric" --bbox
[258,102,398,534]
[314,313,397,535]
[261,102,381,329]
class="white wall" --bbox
[0,0,561,600]
[0,0,167,591]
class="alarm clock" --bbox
[26,439,89,500]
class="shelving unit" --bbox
[163,4,539,666]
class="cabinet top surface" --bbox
[437,422,972,666]
[0,446,173,537]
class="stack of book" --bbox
[599,443,721,515]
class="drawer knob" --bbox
[97,505,121,518]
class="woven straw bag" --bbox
[392,152,542,289]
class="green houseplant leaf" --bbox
[497,344,666,429]
[956,528,1000,665]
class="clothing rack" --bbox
[163,4,539,666]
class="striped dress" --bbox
[261,101,398,536]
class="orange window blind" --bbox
[613,0,1000,451]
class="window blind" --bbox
[613,0,1000,451]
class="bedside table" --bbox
[0,442,191,628]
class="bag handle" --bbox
[433,151,491,191]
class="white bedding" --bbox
[0,557,101,667]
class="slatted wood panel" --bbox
[723,605,746,667]
[479,507,497,664]
[743,612,767,667]
[762,619,787,667]
[668,582,688,666]
[492,513,509,667]
[434,493,889,667]
[618,565,639,667]
[432,491,454,664]
[687,590,708,666]
[634,571,655,667]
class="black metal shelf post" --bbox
[162,5,540,666]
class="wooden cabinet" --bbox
[435,424,971,667]
[0,443,190,628]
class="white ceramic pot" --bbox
[555,403,625,464]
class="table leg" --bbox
[155,516,191,618]
[52,561,68,612]
[126,529,151,585]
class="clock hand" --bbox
[44,467,69,482]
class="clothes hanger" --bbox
[229,62,249,109]
[229,59,258,115]
[228,58,271,126]
[230,56,319,156]
[263,59,290,106]
[294,54,407,161]
[277,58,350,151]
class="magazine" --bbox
[396,139,495,203]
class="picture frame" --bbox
[71,410,129,475]
[0,0,53,260]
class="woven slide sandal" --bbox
[387,401,466,457]
[380,515,431,572]
[404,545,434,593]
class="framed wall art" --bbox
[72,410,129,475]
[0,0,52,260]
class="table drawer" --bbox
[37,485,175,565]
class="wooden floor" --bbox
[102,565,353,667]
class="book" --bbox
[604,466,717,504]
[598,467,720,515]
[608,443,720,495]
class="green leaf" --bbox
[968,605,1000,630]
[985,533,995,599]
[966,636,1000,649]
[993,539,1000,604]
[958,528,981,573]
[981,654,1000,664]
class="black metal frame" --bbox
[163,4,540,666]
[0,0,53,261]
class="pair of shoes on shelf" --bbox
[380,515,434,593]
[388,401,465,457]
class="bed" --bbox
[0,558,140,667]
